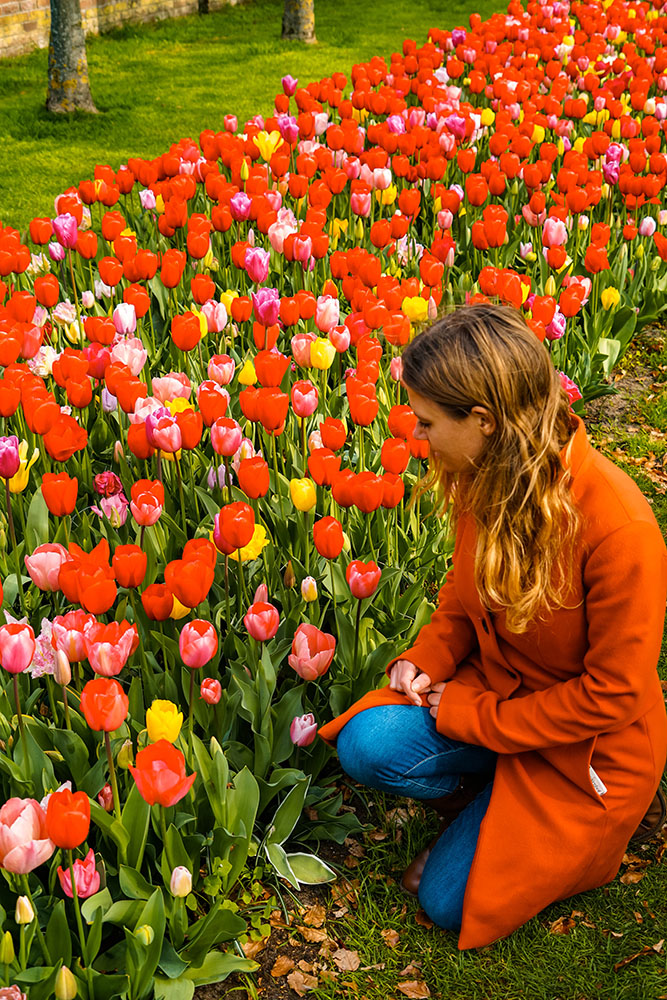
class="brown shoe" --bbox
[400,774,490,898]
[629,787,666,846]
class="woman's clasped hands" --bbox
[388,659,446,718]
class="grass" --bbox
[0,0,504,233]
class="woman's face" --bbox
[406,386,496,474]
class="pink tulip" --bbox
[201,301,228,334]
[97,784,114,812]
[268,215,298,254]
[346,560,382,599]
[291,235,313,264]
[211,417,243,457]
[291,380,318,418]
[251,287,280,327]
[244,602,280,642]
[48,241,66,262]
[351,192,371,217]
[179,620,218,669]
[91,493,129,528]
[224,114,238,133]
[129,395,163,425]
[288,624,336,681]
[282,74,298,96]
[200,678,222,704]
[0,798,54,873]
[111,335,146,374]
[0,436,20,480]
[230,192,251,222]
[329,326,351,353]
[290,713,318,747]
[24,543,69,592]
[0,986,27,1000]
[52,610,96,663]
[0,624,35,675]
[145,410,182,453]
[57,848,100,899]
[52,213,78,249]
[208,354,235,385]
[542,217,568,248]
[390,357,403,382]
[85,621,137,677]
[315,294,339,334]
[245,246,270,285]
[151,372,191,403]
[112,303,137,337]
[291,332,316,367]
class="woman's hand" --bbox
[388,659,433,706]
[427,682,447,719]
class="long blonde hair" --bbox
[401,303,580,633]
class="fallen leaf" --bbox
[548,915,576,935]
[399,963,423,976]
[242,936,268,958]
[303,904,326,927]
[398,979,431,998]
[297,925,328,942]
[333,948,361,971]
[270,955,295,977]
[345,838,365,857]
[298,959,314,973]
[613,940,664,972]
[620,869,646,885]
[287,969,319,996]
[414,909,434,929]
[361,963,387,971]
[381,928,400,949]
[385,807,410,827]
[344,855,359,869]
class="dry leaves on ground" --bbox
[381,928,401,948]
[613,938,664,971]
[287,969,319,995]
[548,915,576,935]
[270,955,295,977]
[397,979,431,998]
[302,904,327,927]
[332,948,361,971]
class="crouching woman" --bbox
[319,304,667,950]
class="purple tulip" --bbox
[251,288,280,327]
[451,27,467,46]
[230,192,252,222]
[445,114,467,140]
[282,75,298,97]
[290,713,317,747]
[52,213,79,249]
[47,242,66,263]
[0,437,20,480]
[277,114,300,145]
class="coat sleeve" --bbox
[386,563,478,685]
[437,520,667,752]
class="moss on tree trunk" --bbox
[282,0,317,42]
[47,0,98,114]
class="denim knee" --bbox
[418,870,464,932]
[337,712,384,786]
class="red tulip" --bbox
[380,437,410,475]
[237,456,270,498]
[112,544,147,588]
[244,602,280,641]
[346,560,381,599]
[141,583,174,622]
[313,516,344,559]
[130,740,196,807]
[80,677,129,732]
[46,788,90,850]
[319,417,347,451]
[200,678,222,705]
[164,557,214,609]
[308,448,341,487]
[288,624,336,681]
[213,502,255,555]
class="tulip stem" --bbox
[68,850,93,992]
[46,676,59,727]
[160,806,168,848]
[19,924,26,971]
[12,674,28,761]
[5,477,25,614]
[62,685,72,730]
[20,875,52,965]
[188,669,196,758]
[353,599,362,679]
[67,248,83,341]
[330,561,336,612]
[104,732,122,824]
[271,435,284,518]
[236,551,248,610]
[224,556,230,625]
[300,417,307,477]
[174,454,188,537]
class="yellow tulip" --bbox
[402,296,429,323]
[330,218,349,240]
[480,108,495,127]
[155,194,165,214]
[374,184,397,206]
[239,159,250,181]
[290,478,317,512]
[146,699,183,743]
[601,288,620,310]
[228,523,270,562]
[301,576,318,602]
[166,398,194,416]
[310,339,336,370]
[544,276,557,297]
[254,130,283,161]
[219,289,238,313]
[170,594,192,619]
[238,359,257,385]
[9,440,39,494]
[191,307,209,339]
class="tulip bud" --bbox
[239,159,250,181]
[54,649,72,686]
[0,930,15,964]
[170,865,192,897]
[200,678,222,705]
[290,713,318,747]
[284,560,296,588]
[97,783,114,812]
[134,924,155,946]
[114,440,125,464]
[15,895,34,925]
[544,276,557,297]
[301,577,318,602]
[253,583,268,604]
[117,739,134,769]
[55,966,78,1000]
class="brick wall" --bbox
[0,0,233,60]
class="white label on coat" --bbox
[589,765,608,796]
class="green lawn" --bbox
[0,0,503,233]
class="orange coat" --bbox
[319,418,667,949]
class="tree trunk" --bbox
[47,0,98,114]
[282,0,316,43]
[198,0,209,13]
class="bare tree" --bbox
[282,0,316,43]
[47,0,97,114]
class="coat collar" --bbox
[561,415,590,479]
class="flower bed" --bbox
[0,0,666,996]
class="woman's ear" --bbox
[470,406,497,438]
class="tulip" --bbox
[290,713,318,747]
[310,338,336,370]
[55,967,77,1000]
[14,895,33,924]
[346,560,381,599]
[112,302,137,336]
[0,436,20,480]
[237,456,270,499]
[288,624,336,681]
[0,624,35,675]
[291,331,317,366]
[24,542,69,591]
[200,678,222,705]
[53,650,71,687]
[130,479,163,527]
[251,287,280,327]
[290,478,316,512]
[112,544,147,588]
[211,416,243,457]
[230,192,251,221]
[313,516,344,559]
[245,246,270,284]
[146,699,183,742]
[0,798,54,873]
[301,577,318,602]
[282,74,298,96]
[179,620,218,669]
[8,440,39,494]
[208,353,235,385]
[244,602,280,642]
[57,847,100,899]
[601,287,620,310]
[130,740,196,807]
[52,610,96,663]
[213,501,255,554]
[0,933,14,965]
[291,380,318,418]
[227,523,270,563]
[45,788,90,850]
[315,294,339,334]
[52,214,78,249]
[84,620,137,677]
[170,865,192,897]
[80,677,129,732]
[97,784,114,812]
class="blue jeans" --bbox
[337,705,496,931]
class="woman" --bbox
[318,304,667,950]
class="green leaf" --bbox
[87,971,130,1000]
[265,841,299,889]
[183,950,258,985]
[266,774,311,846]
[154,978,195,1000]
[119,865,156,901]
[103,898,145,928]
[86,905,105,965]
[50,729,91,787]
[81,887,112,924]
[179,901,246,966]
[158,937,190,979]
[128,889,167,999]
[46,899,72,965]
[286,852,337,884]
[25,488,49,552]
[597,338,622,376]
[121,781,151,870]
